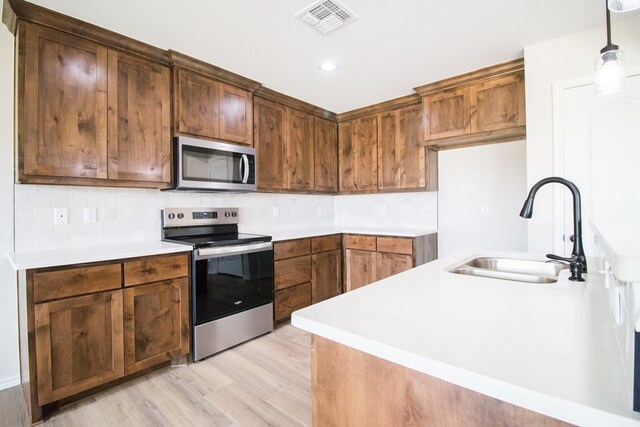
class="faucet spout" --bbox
[519,177,587,282]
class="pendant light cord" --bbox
[602,0,619,53]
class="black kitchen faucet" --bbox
[519,177,587,282]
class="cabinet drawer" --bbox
[33,264,122,303]
[274,255,311,290]
[311,234,342,253]
[344,235,376,251]
[376,237,413,255]
[274,282,311,322]
[274,239,310,260]
[124,254,189,287]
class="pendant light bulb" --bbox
[595,0,626,96]
[595,49,625,96]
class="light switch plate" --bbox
[54,208,68,224]
[84,207,97,223]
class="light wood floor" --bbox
[0,325,311,427]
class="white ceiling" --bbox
[25,0,614,113]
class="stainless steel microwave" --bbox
[172,136,257,192]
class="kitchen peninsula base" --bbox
[312,336,568,426]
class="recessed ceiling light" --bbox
[320,61,339,72]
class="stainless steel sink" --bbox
[449,257,569,284]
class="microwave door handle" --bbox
[241,154,249,184]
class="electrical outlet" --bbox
[272,206,279,217]
[54,208,68,224]
[480,204,490,216]
[84,207,97,223]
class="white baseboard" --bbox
[0,375,20,391]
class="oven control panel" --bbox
[162,207,239,227]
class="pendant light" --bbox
[595,0,626,96]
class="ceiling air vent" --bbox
[296,0,357,35]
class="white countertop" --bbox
[9,241,191,270]
[591,218,640,283]
[292,251,640,426]
[240,226,437,242]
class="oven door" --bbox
[176,136,256,191]
[193,241,273,325]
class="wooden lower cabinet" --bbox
[312,249,342,303]
[123,278,189,375]
[312,336,569,426]
[344,249,377,292]
[22,252,190,422]
[34,290,124,405]
[274,282,312,322]
[344,234,437,291]
[376,252,413,281]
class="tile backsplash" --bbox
[13,184,437,252]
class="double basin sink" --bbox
[449,257,569,284]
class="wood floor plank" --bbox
[0,325,311,427]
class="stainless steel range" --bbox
[162,207,273,361]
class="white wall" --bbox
[335,192,437,230]
[437,140,528,257]
[524,13,640,252]
[0,11,19,390]
[13,186,336,251]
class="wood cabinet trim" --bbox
[169,50,261,92]
[4,0,170,65]
[337,93,421,122]
[254,86,337,120]
[422,126,526,150]
[413,57,524,95]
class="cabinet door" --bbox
[21,23,108,180]
[219,83,253,145]
[339,115,378,192]
[34,290,124,405]
[176,69,220,139]
[274,282,312,322]
[344,249,377,292]
[378,104,425,190]
[376,253,413,281]
[423,87,470,140]
[470,72,525,133]
[314,117,338,192]
[287,107,314,190]
[254,97,287,190]
[107,50,171,184]
[123,278,189,375]
[312,249,342,303]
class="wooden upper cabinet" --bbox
[339,115,378,192]
[415,58,526,149]
[470,72,525,134]
[16,21,173,188]
[107,50,171,184]
[423,87,470,141]
[287,107,314,190]
[254,97,287,190]
[314,117,338,192]
[176,68,220,139]
[175,70,253,145]
[377,104,425,190]
[219,83,253,145]
[20,23,108,181]
[34,290,124,405]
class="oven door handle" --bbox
[195,241,272,260]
